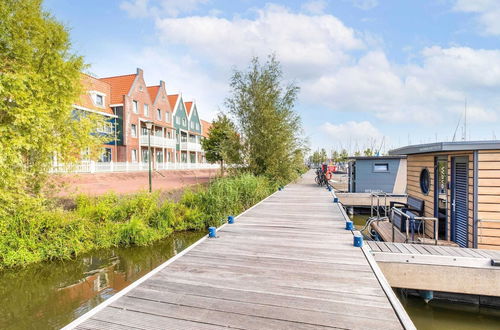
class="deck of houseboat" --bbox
[370,220,459,246]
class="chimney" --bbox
[160,80,165,87]
[136,67,143,75]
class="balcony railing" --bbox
[140,135,176,149]
[50,161,219,174]
[179,141,202,151]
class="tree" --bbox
[226,55,305,184]
[201,114,240,175]
[0,0,105,204]
[363,148,374,156]
[319,148,328,163]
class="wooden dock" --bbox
[64,171,414,330]
[367,241,500,296]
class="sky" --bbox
[44,0,500,154]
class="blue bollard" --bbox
[332,197,339,203]
[345,221,354,230]
[327,186,332,192]
[208,226,216,238]
[228,216,234,224]
[353,234,363,247]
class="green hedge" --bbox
[0,173,276,269]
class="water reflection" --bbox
[0,231,205,330]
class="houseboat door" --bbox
[450,156,469,247]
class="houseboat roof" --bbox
[389,140,500,155]
[349,155,406,160]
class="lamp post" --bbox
[145,120,153,193]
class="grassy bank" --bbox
[0,173,276,269]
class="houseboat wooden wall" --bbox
[477,150,500,250]
[406,152,475,247]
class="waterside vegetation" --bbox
[0,174,276,269]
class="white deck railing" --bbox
[50,161,219,174]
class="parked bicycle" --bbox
[315,165,332,188]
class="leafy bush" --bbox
[0,173,277,269]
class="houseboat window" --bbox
[157,109,161,120]
[133,100,138,113]
[420,168,430,195]
[373,163,389,172]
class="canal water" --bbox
[349,213,500,329]
[0,231,205,330]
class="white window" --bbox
[165,112,170,122]
[182,118,187,126]
[133,100,138,114]
[176,117,180,125]
[144,104,149,116]
[167,131,171,139]
[131,124,137,137]
[373,163,389,172]
[157,109,162,120]
[95,94,103,106]
[196,122,199,130]
[131,149,137,162]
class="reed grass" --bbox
[0,173,276,269]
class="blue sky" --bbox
[44,0,500,153]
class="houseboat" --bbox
[388,140,500,250]
[348,155,407,194]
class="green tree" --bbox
[363,148,374,156]
[0,0,105,203]
[201,114,240,175]
[354,150,361,157]
[226,55,305,184]
[319,148,328,163]
[339,149,349,162]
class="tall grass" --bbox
[0,173,276,269]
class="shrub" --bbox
[0,173,278,269]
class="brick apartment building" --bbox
[73,68,211,166]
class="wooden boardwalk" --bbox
[65,171,413,330]
[367,241,500,296]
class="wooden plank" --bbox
[478,152,500,161]
[400,244,421,255]
[478,170,500,179]
[478,162,500,170]
[412,244,432,255]
[368,241,382,252]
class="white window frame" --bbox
[131,124,137,137]
[165,112,169,123]
[373,163,389,173]
[144,104,149,116]
[133,100,138,114]
[131,149,137,162]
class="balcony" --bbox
[179,141,202,152]
[140,135,176,149]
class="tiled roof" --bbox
[75,73,114,116]
[201,119,212,137]
[167,94,179,110]
[100,74,136,104]
[147,85,160,104]
[185,101,193,116]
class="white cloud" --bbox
[120,0,208,18]
[305,46,500,124]
[320,121,383,148]
[453,0,500,35]
[301,0,327,15]
[348,0,379,10]
[155,4,364,77]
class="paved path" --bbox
[66,171,412,329]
